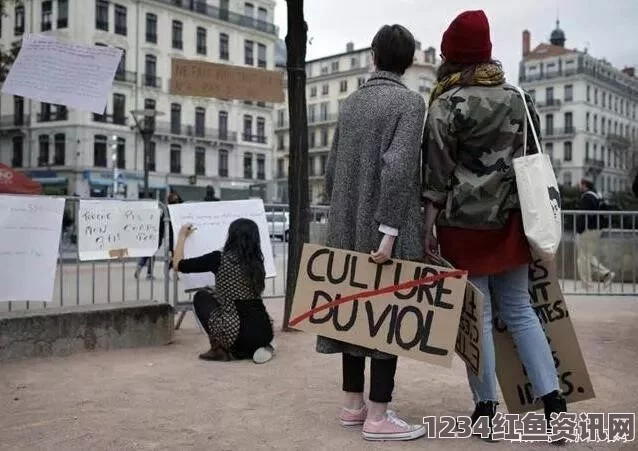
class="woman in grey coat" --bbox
[319,24,426,442]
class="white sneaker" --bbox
[253,345,274,364]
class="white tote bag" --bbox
[512,86,562,261]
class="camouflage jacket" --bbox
[422,83,541,229]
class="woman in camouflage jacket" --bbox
[422,10,566,442]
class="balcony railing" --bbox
[37,110,68,122]
[114,70,137,84]
[543,127,576,138]
[153,0,278,35]
[0,114,30,128]
[585,158,605,168]
[93,114,128,126]
[143,74,161,88]
[277,113,339,129]
[535,99,562,109]
[243,134,267,144]
[153,121,237,141]
[607,133,632,148]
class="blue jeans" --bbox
[466,265,559,402]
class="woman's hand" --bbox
[371,234,395,264]
[179,224,196,239]
[424,230,439,259]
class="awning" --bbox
[0,163,43,194]
[89,176,114,187]
[32,176,68,185]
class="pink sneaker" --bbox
[339,405,367,426]
[362,411,425,441]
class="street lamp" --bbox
[130,109,164,199]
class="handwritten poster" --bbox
[290,244,468,366]
[78,200,161,261]
[1,35,122,114]
[0,195,64,302]
[170,58,285,103]
[455,281,485,379]
[168,199,276,291]
[493,258,595,414]
[426,255,485,378]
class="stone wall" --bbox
[0,302,174,361]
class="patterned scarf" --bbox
[429,63,505,107]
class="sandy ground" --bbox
[1,295,637,451]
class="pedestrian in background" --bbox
[320,24,426,441]
[204,185,220,202]
[422,10,566,443]
[134,191,182,279]
[576,178,614,287]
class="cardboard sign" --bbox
[455,281,485,380]
[427,255,485,379]
[170,58,284,103]
[494,258,595,414]
[290,244,468,366]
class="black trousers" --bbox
[193,290,219,336]
[342,353,398,403]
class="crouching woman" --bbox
[173,218,275,364]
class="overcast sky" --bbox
[273,0,638,81]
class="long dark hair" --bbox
[223,218,265,294]
[436,59,502,84]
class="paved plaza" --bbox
[1,293,637,450]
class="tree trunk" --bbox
[282,0,309,331]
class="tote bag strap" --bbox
[514,85,543,157]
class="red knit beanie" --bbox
[441,10,492,64]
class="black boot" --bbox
[471,401,498,442]
[542,390,567,446]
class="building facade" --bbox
[274,42,438,204]
[0,0,279,200]
[519,22,638,195]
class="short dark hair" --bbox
[371,25,415,75]
[580,178,595,191]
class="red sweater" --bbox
[437,211,532,277]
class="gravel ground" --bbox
[1,295,637,451]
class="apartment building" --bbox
[274,41,438,204]
[0,0,279,199]
[519,22,638,195]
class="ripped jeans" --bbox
[466,264,559,403]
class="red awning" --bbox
[0,163,43,195]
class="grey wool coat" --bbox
[316,71,427,359]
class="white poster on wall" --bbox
[168,199,276,291]
[1,35,122,114]
[0,195,65,302]
[78,200,161,261]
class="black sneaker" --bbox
[542,390,567,446]
[471,401,498,442]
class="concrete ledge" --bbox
[0,302,174,362]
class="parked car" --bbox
[266,211,290,241]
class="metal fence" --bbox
[1,202,636,315]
